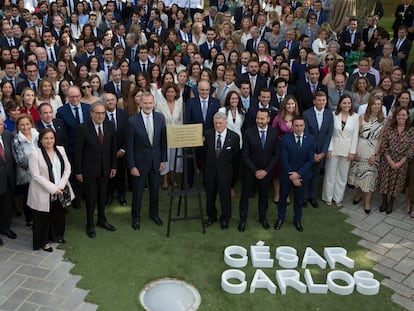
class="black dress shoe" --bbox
[260,218,270,230]
[105,196,113,206]
[274,218,284,230]
[221,220,229,230]
[0,238,3,246]
[132,222,140,230]
[364,208,371,214]
[238,221,246,232]
[1,229,17,239]
[151,217,163,226]
[97,222,116,231]
[302,201,308,208]
[309,199,319,208]
[204,218,217,227]
[118,196,127,206]
[294,220,304,232]
[86,227,96,238]
[42,246,53,253]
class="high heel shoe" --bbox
[353,196,362,205]
[386,197,395,215]
[379,194,388,213]
[364,208,371,214]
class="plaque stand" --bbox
[166,147,206,237]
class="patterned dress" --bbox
[378,125,414,194]
[348,118,386,192]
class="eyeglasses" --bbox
[93,111,106,116]
[81,85,91,89]
[326,58,335,61]
[310,17,317,20]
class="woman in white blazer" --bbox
[27,128,74,252]
[322,94,359,206]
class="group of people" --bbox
[1,0,414,251]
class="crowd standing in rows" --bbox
[1,0,414,252]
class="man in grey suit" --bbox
[302,91,333,208]
[127,92,167,230]
[327,73,351,111]
[215,68,240,106]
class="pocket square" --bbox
[226,146,231,150]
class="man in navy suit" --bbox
[178,20,192,43]
[276,29,299,59]
[125,33,140,65]
[0,23,21,49]
[295,65,328,113]
[75,102,117,238]
[244,88,278,129]
[74,38,103,66]
[339,18,362,57]
[239,81,258,111]
[204,112,240,229]
[238,108,279,232]
[238,58,268,99]
[302,91,333,209]
[104,93,129,207]
[15,62,41,96]
[104,66,131,102]
[199,28,221,59]
[234,0,252,30]
[312,0,328,25]
[56,86,91,209]
[246,26,269,53]
[130,45,152,74]
[150,17,166,41]
[345,58,377,91]
[0,117,17,244]
[391,25,412,73]
[36,103,67,148]
[392,0,414,39]
[127,92,167,230]
[275,116,315,232]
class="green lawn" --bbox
[61,189,400,311]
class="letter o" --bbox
[327,271,355,295]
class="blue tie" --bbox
[260,130,266,148]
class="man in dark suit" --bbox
[239,81,258,112]
[104,93,129,206]
[244,88,278,129]
[274,116,315,232]
[217,0,229,12]
[36,103,67,148]
[234,0,252,30]
[42,30,59,63]
[270,78,288,110]
[127,92,167,230]
[391,25,412,73]
[290,0,302,11]
[362,15,378,54]
[125,33,140,65]
[246,26,270,52]
[0,23,21,49]
[89,13,104,38]
[15,61,41,96]
[276,29,300,60]
[130,45,152,74]
[339,18,362,57]
[302,91,333,208]
[56,86,91,209]
[238,58,268,99]
[111,23,127,49]
[345,58,377,91]
[75,102,117,238]
[327,73,351,111]
[295,65,328,113]
[278,67,297,96]
[312,0,328,25]
[2,60,24,91]
[204,112,240,229]
[185,80,220,133]
[149,17,166,41]
[103,66,131,102]
[392,0,414,39]
[238,108,279,232]
[199,28,221,60]
[373,42,400,70]
[204,7,218,28]
[178,20,192,43]
[74,38,103,66]
[0,116,17,244]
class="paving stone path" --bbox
[0,190,413,310]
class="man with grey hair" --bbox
[127,92,167,230]
[75,101,117,238]
[204,112,240,229]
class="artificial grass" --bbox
[61,187,400,311]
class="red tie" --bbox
[0,141,5,161]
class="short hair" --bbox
[90,101,106,113]
[214,111,227,121]
[38,102,53,114]
[273,77,286,88]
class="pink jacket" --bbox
[27,146,74,212]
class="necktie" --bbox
[397,39,402,50]
[131,48,136,60]
[0,141,5,161]
[311,85,316,95]
[146,115,153,145]
[9,39,13,46]
[368,28,374,42]
[260,130,266,148]
[286,41,291,50]
[250,77,255,94]
[297,135,301,150]
[338,90,343,97]
[110,113,116,129]
[46,124,52,129]
[107,65,112,80]
[74,107,80,124]
[350,32,355,45]
[278,97,283,105]
[98,125,104,145]
[31,82,37,93]
[253,40,257,50]
[221,85,229,98]
[202,100,208,121]
[142,63,146,72]
[49,47,55,62]
[216,133,222,157]
[116,84,121,96]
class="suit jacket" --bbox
[74,50,103,66]
[15,79,41,96]
[0,37,21,49]
[107,108,129,152]
[276,40,300,59]
[199,42,221,59]
[126,112,167,174]
[392,4,414,31]
[246,38,271,53]
[328,113,359,156]
[184,97,220,132]
[0,130,15,194]
[74,119,117,178]
[345,72,377,91]
[27,146,74,212]
[339,30,362,56]
[391,37,412,72]
[130,61,153,74]
[56,103,91,156]
[303,107,334,155]
[215,82,241,106]
[280,132,315,181]
[125,45,140,64]
[103,80,131,100]
[327,88,352,111]
[243,103,278,130]
[242,126,279,175]
[295,81,328,112]
[234,6,250,30]
[150,27,167,41]
[237,73,268,99]
[204,128,240,186]
[35,118,67,148]
[315,11,329,25]
[383,95,396,114]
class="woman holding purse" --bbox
[27,128,74,252]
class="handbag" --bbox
[58,185,72,207]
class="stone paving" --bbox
[0,190,413,310]
[0,217,98,311]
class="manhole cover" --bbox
[139,278,201,311]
